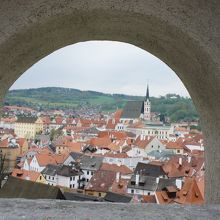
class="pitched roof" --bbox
[69,152,83,161]
[128,175,158,191]
[155,191,175,204]
[56,165,83,177]
[104,192,132,203]
[111,178,129,195]
[134,162,166,177]
[133,136,155,149]
[36,154,53,166]
[41,164,59,176]
[141,195,156,203]
[0,176,64,199]
[80,155,103,171]
[16,116,38,123]
[121,101,144,119]
[11,169,41,182]
[89,137,112,148]
[174,177,204,204]
[85,170,116,193]
[100,163,132,175]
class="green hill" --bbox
[4,87,198,122]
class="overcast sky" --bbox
[10,41,189,97]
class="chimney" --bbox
[116,172,120,183]
[119,146,122,153]
[179,157,182,166]
[135,172,140,185]
[176,179,182,189]
[188,156,191,163]
[156,177,160,184]
[117,161,121,167]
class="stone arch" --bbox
[0,1,219,203]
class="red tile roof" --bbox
[100,163,132,175]
[85,170,116,193]
[11,169,41,182]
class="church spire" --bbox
[145,84,149,101]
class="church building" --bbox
[120,85,151,123]
[118,85,173,140]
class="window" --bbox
[48,176,50,180]
[70,184,72,188]
[131,189,134,194]
[39,176,42,180]
[148,192,150,195]
[98,193,102,197]
[91,171,94,175]
[87,171,89,175]
[177,150,180,153]
[73,184,75,188]
[151,145,153,148]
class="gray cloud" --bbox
[10,41,189,97]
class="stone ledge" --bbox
[0,199,220,220]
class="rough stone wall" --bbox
[0,199,220,220]
[0,0,219,203]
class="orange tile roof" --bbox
[100,163,132,175]
[174,177,204,205]
[66,142,83,153]
[11,168,41,182]
[0,139,9,148]
[35,154,57,166]
[142,195,156,203]
[155,191,174,204]
[89,137,112,148]
[111,178,129,195]
[133,136,155,149]
[85,170,116,193]
[165,141,184,150]
[114,109,123,120]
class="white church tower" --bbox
[144,85,151,121]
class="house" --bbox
[79,155,104,186]
[63,152,82,164]
[155,176,204,205]
[63,152,83,165]
[29,153,57,172]
[11,168,46,184]
[85,170,116,198]
[165,141,185,154]
[134,162,167,178]
[162,155,204,179]
[127,136,165,157]
[127,173,176,196]
[56,165,83,189]
[100,163,133,176]
[15,116,44,139]
[0,137,28,171]
[107,170,130,195]
[41,164,58,186]
[41,164,83,189]
[127,174,158,196]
